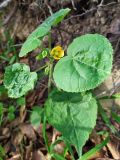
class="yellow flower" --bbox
[50,46,64,60]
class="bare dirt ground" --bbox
[0,0,120,160]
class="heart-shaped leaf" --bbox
[53,34,113,92]
[4,63,37,98]
[45,90,98,156]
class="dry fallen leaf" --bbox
[32,150,46,160]
[19,123,36,140]
[6,154,21,160]
[12,130,23,146]
[25,141,33,160]
[107,135,120,159]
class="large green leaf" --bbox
[19,8,70,57]
[53,34,113,92]
[45,90,98,156]
[4,63,37,98]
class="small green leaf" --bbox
[36,49,49,60]
[30,106,44,127]
[4,63,37,98]
[17,97,26,106]
[9,55,16,64]
[53,34,113,92]
[19,8,70,57]
[45,90,98,156]
[8,105,15,113]
[8,113,15,121]
[44,66,50,75]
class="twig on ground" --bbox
[63,1,119,22]
[115,37,120,53]
[98,0,104,7]
[11,43,23,47]
[11,15,21,38]
[0,0,12,9]
[71,0,77,10]
[57,29,64,46]
[96,80,120,98]
[44,0,53,15]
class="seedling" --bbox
[0,31,17,64]
[3,8,113,159]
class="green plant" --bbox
[0,102,16,124]
[4,63,37,98]
[30,106,44,127]
[16,97,26,106]
[0,145,5,159]
[0,31,17,64]
[7,105,15,121]
[3,8,114,159]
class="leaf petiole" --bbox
[34,64,48,72]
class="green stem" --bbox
[34,64,48,72]
[63,146,68,158]
[42,116,50,153]
[42,32,53,158]
[48,59,53,93]
[47,31,53,93]
[48,32,52,50]
[65,142,75,160]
